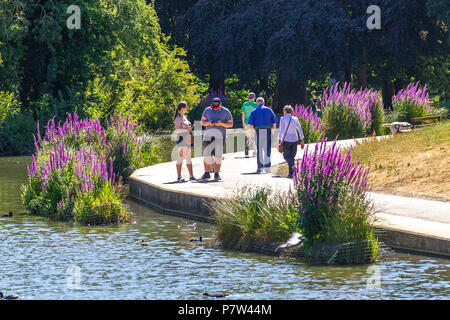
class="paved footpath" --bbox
[130,137,450,258]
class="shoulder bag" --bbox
[278,116,292,153]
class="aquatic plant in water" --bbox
[21,112,151,224]
[291,138,378,261]
[211,185,295,248]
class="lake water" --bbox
[0,156,449,299]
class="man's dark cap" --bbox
[212,97,221,105]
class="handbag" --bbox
[278,117,292,153]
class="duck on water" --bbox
[0,292,19,300]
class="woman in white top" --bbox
[174,101,195,182]
[277,105,305,178]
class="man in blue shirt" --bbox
[247,97,278,173]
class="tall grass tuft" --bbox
[211,185,296,249]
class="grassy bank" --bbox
[349,120,449,201]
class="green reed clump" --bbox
[211,185,296,248]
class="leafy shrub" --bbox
[0,91,19,122]
[0,112,36,155]
[391,82,429,122]
[82,42,200,133]
[291,138,378,258]
[223,76,252,115]
[292,105,324,143]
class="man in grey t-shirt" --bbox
[201,97,233,181]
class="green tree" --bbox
[0,0,28,94]
[0,0,198,137]
[426,0,450,41]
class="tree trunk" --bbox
[356,46,368,89]
[208,73,225,97]
[382,78,394,110]
[393,78,404,95]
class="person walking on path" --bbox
[174,102,195,182]
[247,97,277,173]
[241,92,257,157]
[200,97,233,181]
[277,105,304,178]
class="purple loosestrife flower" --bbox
[291,138,371,240]
[392,82,429,122]
[322,82,378,138]
[110,158,113,181]
[23,110,144,223]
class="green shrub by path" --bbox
[391,82,430,123]
[0,112,36,155]
[321,83,373,140]
[210,185,296,249]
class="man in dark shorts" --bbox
[201,97,233,181]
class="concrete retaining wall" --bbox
[373,227,450,258]
[129,178,214,222]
